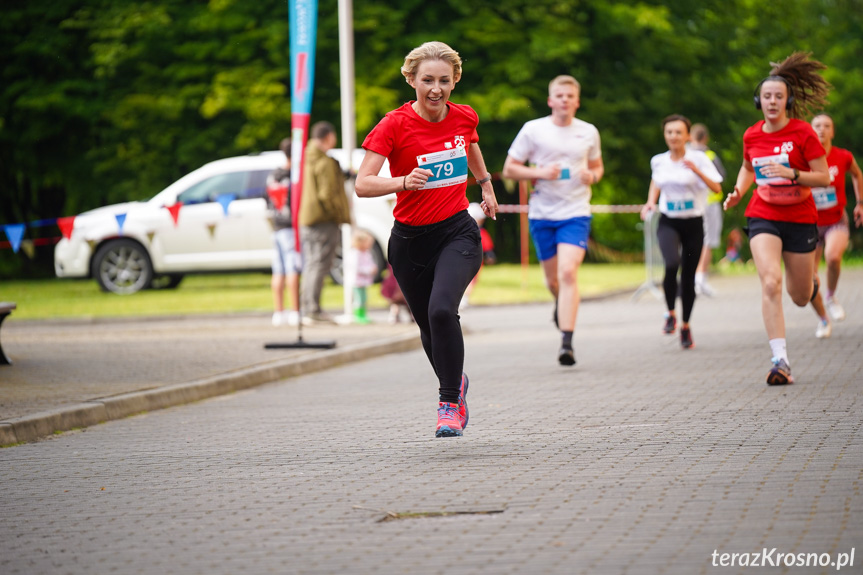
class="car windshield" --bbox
[178,172,247,205]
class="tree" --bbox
[2,0,861,276]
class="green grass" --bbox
[0,263,653,320]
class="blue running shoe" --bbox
[458,373,469,430]
[435,402,463,437]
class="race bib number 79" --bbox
[417,147,468,190]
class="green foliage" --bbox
[2,0,862,278]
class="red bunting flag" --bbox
[57,216,76,239]
[166,202,183,226]
[267,185,288,211]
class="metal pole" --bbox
[519,180,529,291]
[338,0,356,323]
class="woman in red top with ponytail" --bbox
[724,52,831,386]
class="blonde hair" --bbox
[401,41,462,84]
[549,75,581,95]
[352,229,374,250]
[764,52,831,119]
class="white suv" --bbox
[54,150,393,294]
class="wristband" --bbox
[477,174,492,185]
[792,169,799,183]
[403,175,407,190]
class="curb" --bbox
[0,331,421,447]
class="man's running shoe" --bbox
[663,314,676,334]
[458,373,469,430]
[680,326,693,349]
[766,357,793,386]
[815,318,832,339]
[558,346,576,366]
[435,402,463,437]
[826,297,846,322]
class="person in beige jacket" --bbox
[299,121,351,323]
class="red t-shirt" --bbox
[362,102,479,226]
[743,119,825,224]
[815,146,855,226]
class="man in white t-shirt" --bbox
[503,75,604,366]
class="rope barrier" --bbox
[495,204,644,214]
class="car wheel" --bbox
[149,274,184,290]
[92,239,154,294]
[329,238,386,285]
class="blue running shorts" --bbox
[529,216,592,261]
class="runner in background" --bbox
[355,41,498,438]
[690,123,727,297]
[502,75,604,367]
[641,115,723,349]
[724,52,831,386]
[809,113,863,323]
[460,202,497,310]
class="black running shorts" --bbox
[746,217,818,253]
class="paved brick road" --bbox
[1,271,860,574]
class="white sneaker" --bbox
[815,319,832,339]
[826,297,846,322]
[696,280,717,297]
[273,311,299,326]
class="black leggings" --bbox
[656,214,704,324]
[388,210,482,404]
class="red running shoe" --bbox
[663,314,676,334]
[680,327,694,349]
[435,402,463,437]
[458,373,469,430]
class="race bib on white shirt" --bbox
[666,194,696,213]
[753,153,793,186]
[651,150,720,219]
[812,186,838,210]
[417,147,468,190]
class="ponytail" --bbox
[768,52,831,119]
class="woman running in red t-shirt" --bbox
[355,41,499,438]
[810,113,863,323]
[724,52,831,386]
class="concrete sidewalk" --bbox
[0,311,422,445]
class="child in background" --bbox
[723,228,743,264]
[381,264,412,324]
[460,202,497,309]
[351,229,379,324]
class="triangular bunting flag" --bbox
[216,193,236,216]
[206,222,217,238]
[267,185,288,211]
[115,213,127,234]
[2,224,26,254]
[57,216,76,239]
[20,239,36,259]
[166,202,183,226]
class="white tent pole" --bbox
[338,0,356,323]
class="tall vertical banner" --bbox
[289,0,318,245]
